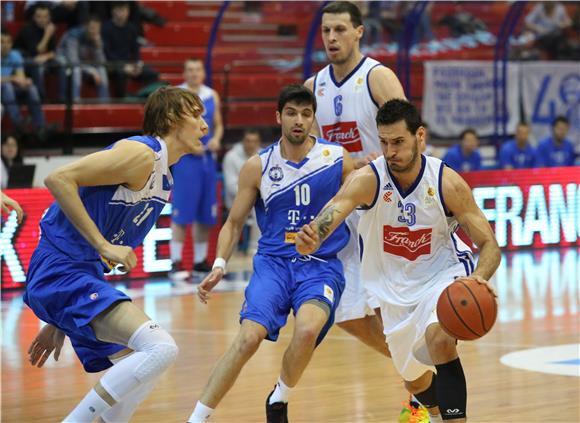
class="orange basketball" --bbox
[436,278,497,341]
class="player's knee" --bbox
[426,325,456,359]
[129,322,179,383]
[293,323,322,347]
[234,331,262,358]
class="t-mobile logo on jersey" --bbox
[321,121,363,153]
[383,225,432,261]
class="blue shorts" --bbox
[23,243,130,373]
[171,152,217,225]
[240,254,345,345]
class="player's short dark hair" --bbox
[143,86,204,137]
[460,128,478,140]
[277,84,317,114]
[552,115,569,127]
[322,1,363,27]
[376,99,422,135]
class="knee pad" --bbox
[128,321,179,383]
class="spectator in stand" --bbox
[15,3,67,102]
[1,133,23,189]
[57,15,109,101]
[1,29,45,133]
[524,1,572,59]
[499,122,536,169]
[535,116,575,167]
[101,1,159,98]
[222,129,262,255]
[25,1,90,29]
[443,128,482,172]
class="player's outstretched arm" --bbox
[296,165,377,256]
[1,191,24,223]
[197,156,260,303]
[442,166,501,290]
[43,140,155,271]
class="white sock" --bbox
[187,401,214,423]
[269,377,291,404]
[101,380,156,422]
[62,388,112,422]
[170,240,183,262]
[194,241,207,263]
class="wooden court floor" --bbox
[2,248,579,422]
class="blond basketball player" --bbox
[296,100,501,422]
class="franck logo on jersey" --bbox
[321,121,363,153]
[383,225,432,261]
[268,165,284,182]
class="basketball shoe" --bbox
[266,387,288,423]
[399,396,431,423]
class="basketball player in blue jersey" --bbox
[187,85,354,423]
[24,87,208,422]
[296,100,501,422]
[170,58,224,279]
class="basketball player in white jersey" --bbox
[296,99,501,422]
[304,1,406,356]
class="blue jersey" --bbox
[443,144,482,172]
[535,137,575,167]
[255,138,349,258]
[498,140,536,169]
[39,135,173,267]
[179,83,215,145]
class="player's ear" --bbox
[276,111,281,125]
[355,25,364,41]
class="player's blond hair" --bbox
[143,86,204,137]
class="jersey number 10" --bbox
[294,184,311,206]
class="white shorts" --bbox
[334,213,379,323]
[378,270,459,382]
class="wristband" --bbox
[212,257,227,273]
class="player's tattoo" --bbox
[314,204,340,240]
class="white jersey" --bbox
[314,57,382,159]
[359,155,474,307]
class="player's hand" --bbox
[458,274,497,298]
[99,243,137,272]
[295,222,320,256]
[28,324,66,368]
[1,192,24,223]
[197,268,224,304]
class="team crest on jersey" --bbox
[423,185,437,207]
[354,77,364,93]
[383,225,432,261]
[268,165,284,182]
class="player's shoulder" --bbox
[258,142,277,157]
[114,138,156,163]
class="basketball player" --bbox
[187,85,353,423]
[170,58,224,279]
[305,1,405,356]
[24,87,208,422]
[296,99,501,422]
[1,191,23,223]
